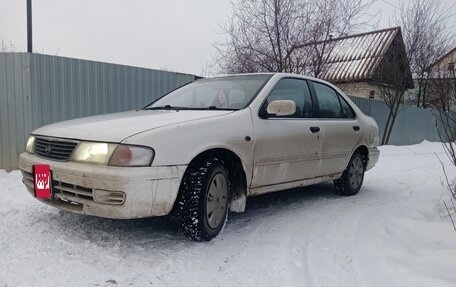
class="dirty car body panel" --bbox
[18,73,380,226]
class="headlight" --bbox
[71,142,154,167]
[108,145,154,167]
[26,136,35,153]
[71,142,118,165]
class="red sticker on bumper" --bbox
[34,164,51,198]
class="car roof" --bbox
[206,72,325,83]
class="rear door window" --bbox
[313,82,354,119]
[339,96,356,118]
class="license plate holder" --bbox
[33,164,53,198]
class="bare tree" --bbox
[376,0,455,145]
[393,0,456,230]
[214,0,375,75]
[377,35,413,145]
[378,86,408,146]
[396,0,455,108]
[304,0,375,77]
[430,63,456,161]
[1,39,16,52]
[214,0,307,74]
[427,72,456,112]
[432,65,456,231]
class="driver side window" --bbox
[262,78,313,118]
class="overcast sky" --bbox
[1,0,455,76]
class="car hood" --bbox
[33,110,234,142]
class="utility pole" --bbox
[27,0,32,53]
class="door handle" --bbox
[310,126,320,133]
[353,126,360,131]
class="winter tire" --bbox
[334,152,365,196]
[177,158,229,241]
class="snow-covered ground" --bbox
[1,142,456,287]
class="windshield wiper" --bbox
[144,105,191,110]
[201,106,239,111]
[145,105,239,111]
[144,105,239,111]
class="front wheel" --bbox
[334,153,365,196]
[177,158,229,241]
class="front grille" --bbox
[35,137,78,161]
[21,170,34,190]
[20,170,89,200]
[53,180,94,201]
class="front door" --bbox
[251,78,321,189]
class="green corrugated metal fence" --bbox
[0,53,197,170]
[348,96,453,145]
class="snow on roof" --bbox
[318,27,400,83]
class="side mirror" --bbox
[265,100,296,117]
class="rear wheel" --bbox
[334,153,365,196]
[177,158,229,241]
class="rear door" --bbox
[310,81,361,176]
[251,78,322,188]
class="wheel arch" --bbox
[351,145,369,169]
[175,147,249,213]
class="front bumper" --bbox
[18,152,187,219]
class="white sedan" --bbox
[19,73,380,241]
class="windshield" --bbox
[145,75,272,110]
